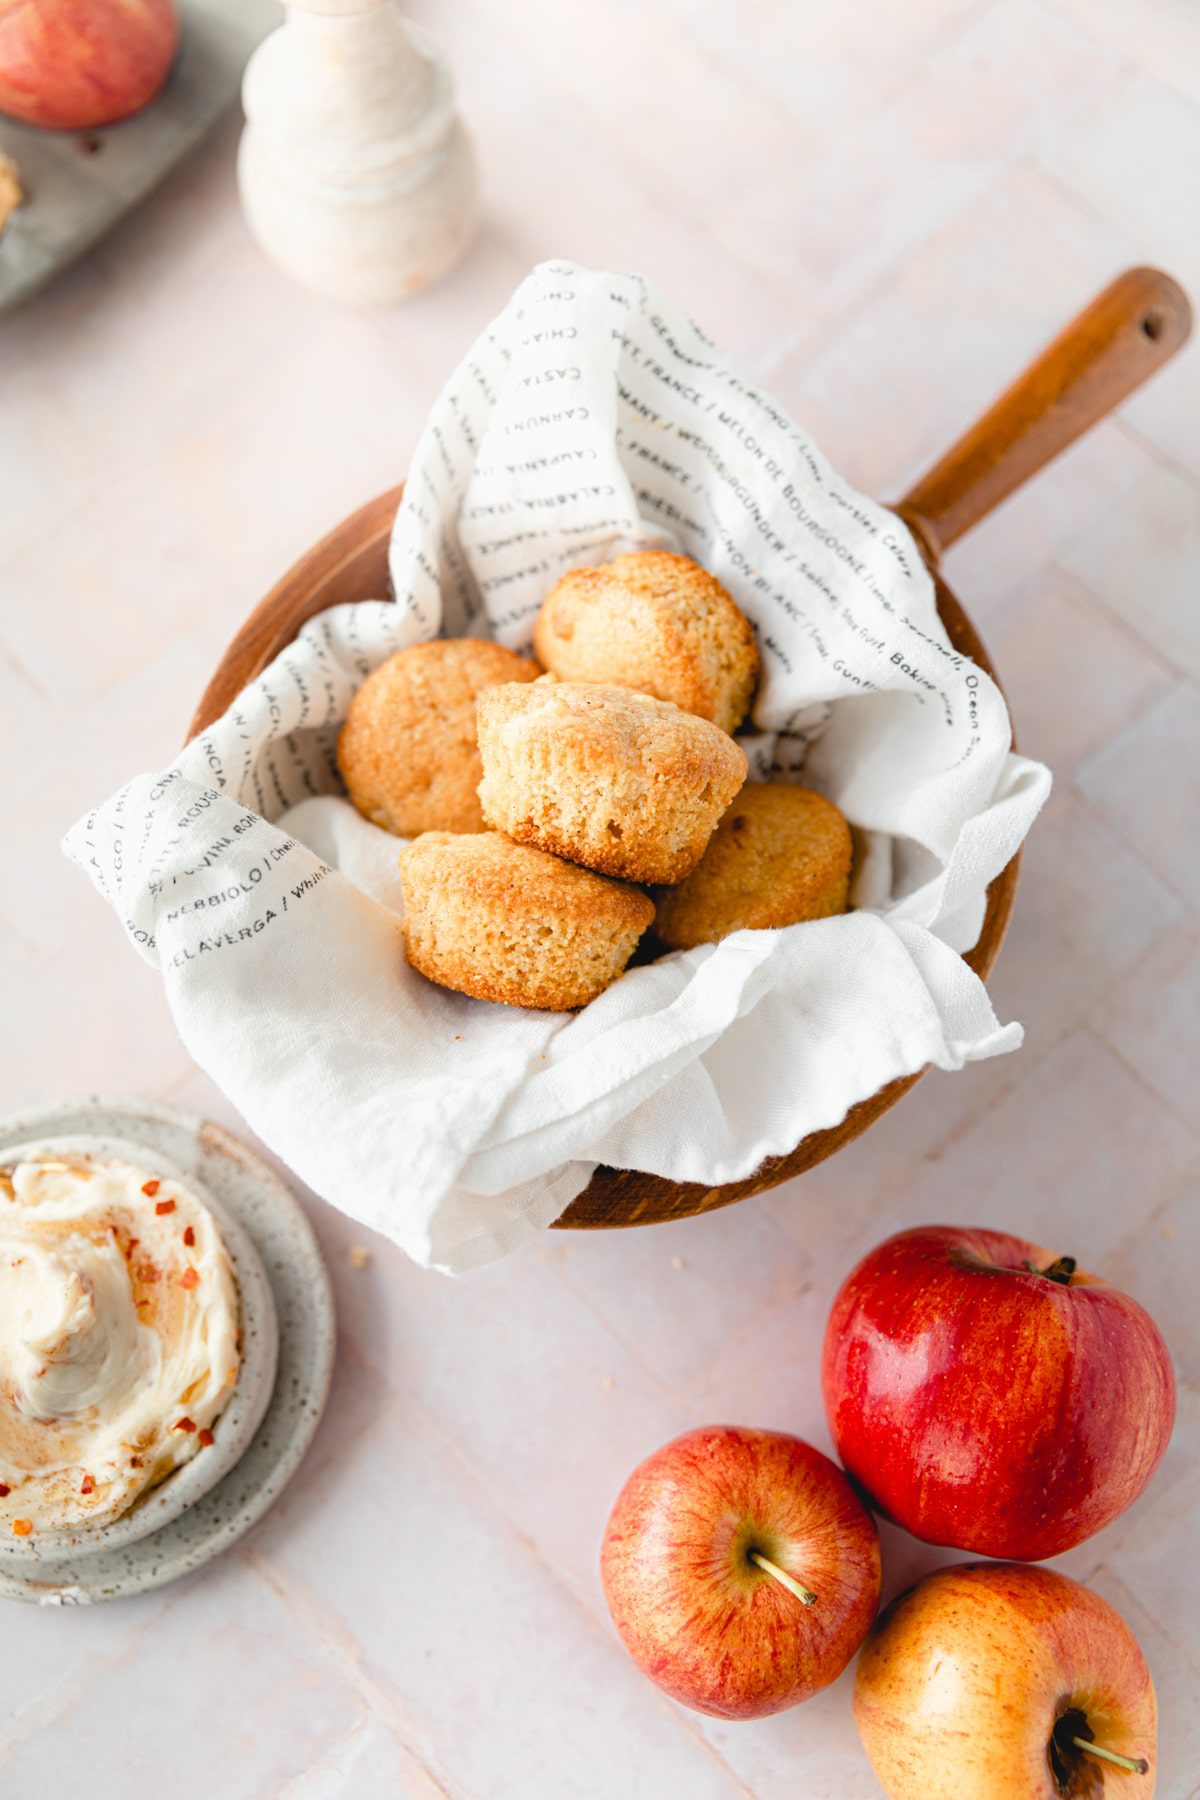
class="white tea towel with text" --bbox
[64,261,1050,1273]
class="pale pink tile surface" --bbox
[1087,1569,1200,1800]
[977,786,1184,1046]
[758,1036,1036,1261]
[1122,339,1200,483]
[1037,75,1200,295]
[0,1562,366,1795]
[1059,467,1200,683]
[1079,686,1200,906]
[250,1361,746,1800]
[2,2,1199,1795]
[862,1028,1198,1261]
[942,421,1156,621]
[768,162,1129,503]
[1108,1203,1200,1392]
[1092,923,1200,1129]
[983,569,1175,773]
[694,0,983,133]
[714,1,1120,300]
[1047,0,1200,110]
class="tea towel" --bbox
[64,262,1050,1272]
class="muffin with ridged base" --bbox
[534,551,759,733]
[338,638,539,837]
[477,679,747,886]
[399,831,655,1011]
[651,782,852,949]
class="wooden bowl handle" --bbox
[896,266,1191,560]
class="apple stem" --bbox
[1023,1255,1077,1285]
[748,1551,817,1607]
[1072,1738,1150,1776]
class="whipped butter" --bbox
[0,1155,240,1535]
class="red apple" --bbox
[0,0,179,131]
[600,1425,881,1719]
[854,1562,1156,1798]
[822,1224,1175,1561]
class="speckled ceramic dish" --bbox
[0,1098,335,1605]
[0,1132,279,1564]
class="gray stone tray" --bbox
[0,0,275,316]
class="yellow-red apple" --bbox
[855,1562,1156,1798]
[822,1225,1175,1560]
[0,0,179,131]
[600,1425,881,1719]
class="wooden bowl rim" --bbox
[187,486,1020,1230]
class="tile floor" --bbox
[1,0,1197,1794]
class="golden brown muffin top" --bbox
[651,782,852,948]
[534,550,759,733]
[477,677,749,788]
[337,637,539,836]
[400,831,656,931]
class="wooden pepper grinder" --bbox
[238,0,478,306]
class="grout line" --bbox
[876,0,998,97]
[1094,1562,1200,1678]
[1100,1153,1200,1282]
[257,1347,756,1799]
[245,1547,456,1800]
[1027,86,1146,224]
[1069,703,1199,915]
[1040,564,1185,683]
[0,642,51,704]
[1032,0,1143,84]
[754,130,1129,401]
[448,0,818,344]
[721,3,1130,336]
[1046,557,1198,703]
[1081,1013,1200,1149]
[1112,415,1200,498]
[556,1228,820,1403]
[681,1278,816,1404]
[1010,27,1131,160]
[539,1258,702,1407]
[0,916,42,963]
[271,1712,376,1800]
[1057,734,1200,914]
[0,1571,198,1766]
[551,1207,819,1385]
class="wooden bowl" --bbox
[188,269,1190,1230]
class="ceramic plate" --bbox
[0,1131,279,1563]
[0,1097,335,1604]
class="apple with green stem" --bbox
[855,1562,1156,1798]
[822,1225,1175,1560]
[600,1425,881,1719]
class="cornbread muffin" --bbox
[477,679,748,885]
[651,782,852,949]
[338,638,539,836]
[399,832,655,1011]
[533,551,759,733]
